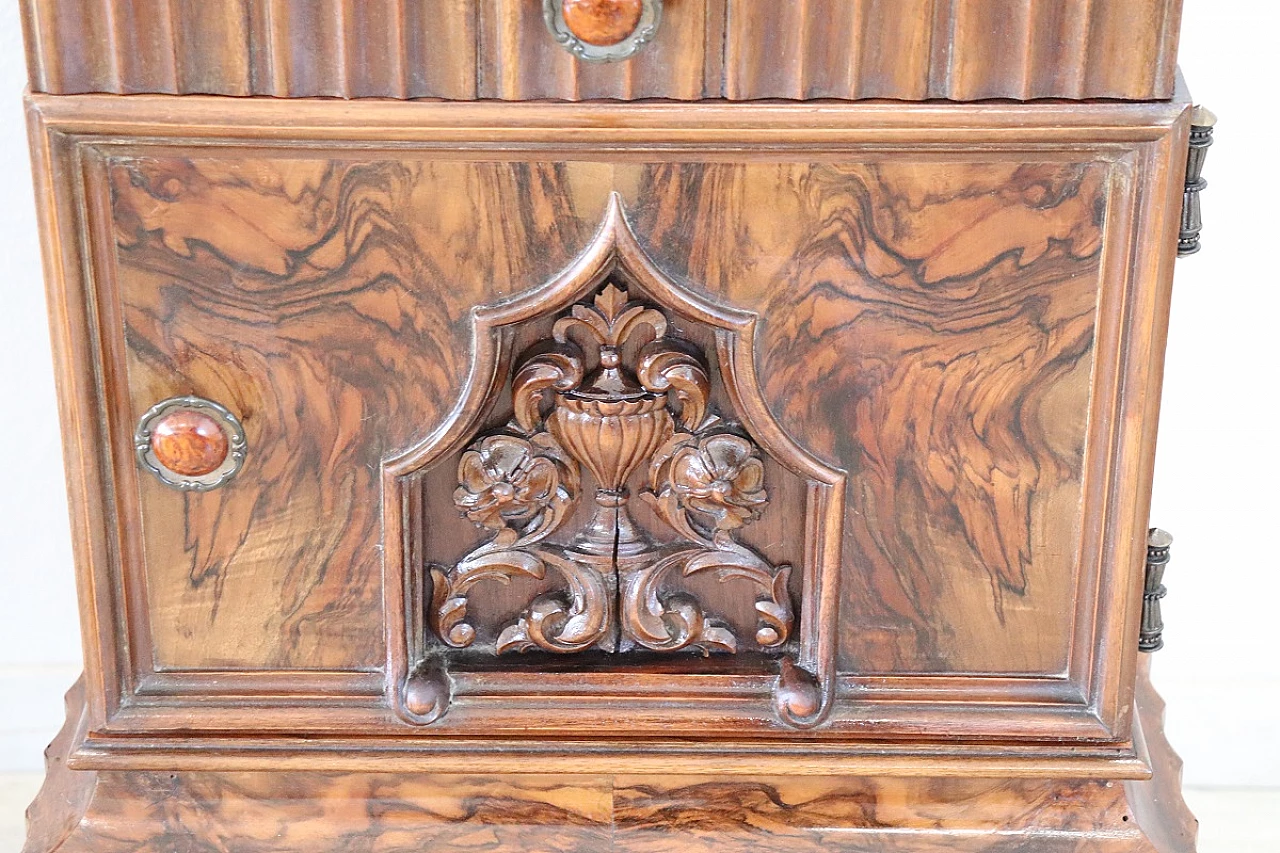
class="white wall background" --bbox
[1149,0,1280,787]
[0,2,84,769]
[0,1,1275,786]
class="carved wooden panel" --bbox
[429,285,794,658]
[388,198,842,727]
[20,0,1183,101]
[29,95,1188,766]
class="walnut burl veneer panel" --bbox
[629,161,1102,676]
[20,0,1183,101]
[111,159,590,669]
[110,157,1094,676]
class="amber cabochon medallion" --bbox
[149,410,228,476]
[561,0,644,46]
[543,0,662,62]
[133,396,246,491]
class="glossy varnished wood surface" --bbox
[24,666,1196,852]
[111,158,1093,677]
[631,160,1103,677]
[20,0,1183,101]
[21,0,1199,842]
[111,156,587,671]
[25,94,1189,765]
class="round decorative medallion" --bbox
[149,409,229,476]
[543,0,661,62]
[134,396,246,491]
[562,0,644,46]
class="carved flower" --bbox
[455,435,561,531]
[669,434,768,530]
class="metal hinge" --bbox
[1179,106,1217,257]
[1140,529,1173,652]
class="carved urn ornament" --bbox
[430,284,792,656]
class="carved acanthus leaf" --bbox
[512,343,584,434]
[430,431,591,650]
[430,550,547,648]
[638,338,710,430]
[495,551,611,654]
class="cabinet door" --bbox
[34,96,1187,772]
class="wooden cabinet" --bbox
[21,2,1203,851]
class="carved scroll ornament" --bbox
[429,284,792,656]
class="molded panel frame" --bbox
[25,92,1190,776]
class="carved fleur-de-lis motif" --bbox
[558,282,665,353]
[428,283,793,657]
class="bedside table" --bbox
[20,2,1207,850]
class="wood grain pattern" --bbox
[20,0,1182,101]
[111,158,1090,678]
[629,160,1105,676]
[109,156,588,669]
[613,777,1139,852]
[27,93,1189,766]
[24,668,1196,852]
[23,0,478,100]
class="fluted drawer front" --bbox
[21,0,1182,101]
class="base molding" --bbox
[24,664,1196,853]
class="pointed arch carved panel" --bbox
[383,195,845,731]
